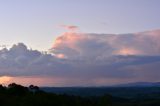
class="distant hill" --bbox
[42,86,160,99]
[115,82,160,87]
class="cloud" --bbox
[51,32,115,59]
[1,29,160,86]
[51,29,160,59]
[60,25,78,32]
[0,44,9,49]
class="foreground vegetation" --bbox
[0,83,160,106]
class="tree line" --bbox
[0,83,112,106]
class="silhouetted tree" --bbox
[7,83,29,96]
[0,84,6,93]
[29,85,40,93]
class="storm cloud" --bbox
[1,29,160,86]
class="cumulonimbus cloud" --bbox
[1,29,160,86]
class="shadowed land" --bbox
[0,83,160,106]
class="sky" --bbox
[0,0,160,86]
[0,0,160,51]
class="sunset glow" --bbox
[0,76,11,84]
[116,48,140,55]
[55,53,66,59]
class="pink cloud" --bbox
[60,25,78,32]
[51,32,86,58]
[113,47,141,55]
